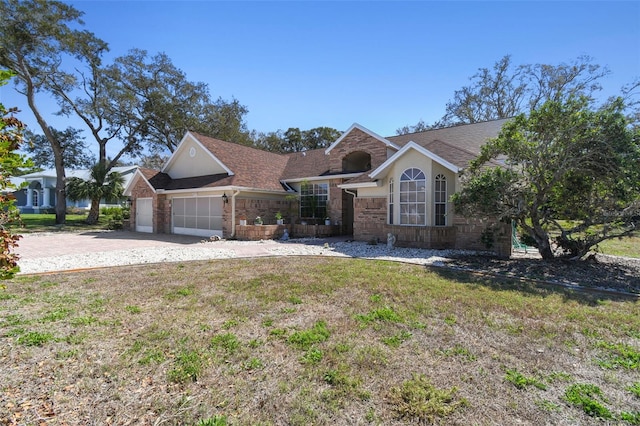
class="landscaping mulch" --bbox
[444,253,640,296]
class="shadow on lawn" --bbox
[427,255,640,306]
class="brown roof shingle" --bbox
[387,119,507,168]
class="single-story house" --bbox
[13,166,138,213]
[124,120,512,256]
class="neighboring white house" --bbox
[12,166,138,213]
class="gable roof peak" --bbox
[325,123,400,154]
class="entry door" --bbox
[136,198,153,233]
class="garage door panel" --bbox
[136,198,153,233]
[172,196,223,237]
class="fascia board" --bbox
[324,123,400,155]
[282,172,362,184]
[337,181,379,189]
[369,141,460,179]
[157,186,287,195]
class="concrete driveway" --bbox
[15,231,207,260]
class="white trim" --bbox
[324,123,400,155]
[157,186,287,195]
[369,141,460,179]
[338,181,379,189]
[282,172,362,184]
[162,131,234,177]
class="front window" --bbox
[399,168,426,225]
[435,174,447,226]
[300,182,328,218]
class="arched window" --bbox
[434,174,447,226]
[32,190,39,207]
[388,178,394,224]
[399,168,426,225]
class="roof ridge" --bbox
[387,117,510,139]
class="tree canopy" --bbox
[452,96,640,260]
[0,0,107,223]
[253,127,342,153]
[25,128,95,170]
[66,162,124,225]
[397,55,612,134]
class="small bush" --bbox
[388,373,467,422]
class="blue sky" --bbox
[2,1,639,158]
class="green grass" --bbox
[597,235,640,259]
[1,257,639,425]
[14,213,113,233]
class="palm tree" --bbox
[66,162,124,225]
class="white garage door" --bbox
[172,197,223,238]
[136,198,153,233]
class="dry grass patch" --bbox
[1,257,639,425]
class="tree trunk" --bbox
[25,80,66,224]
[86,197,101,225]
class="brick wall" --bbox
[354,196,512,257]
[328,128,389,174]
[233,198,296,227]
[235,224,290,240]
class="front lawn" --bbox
[15,213,120,233]
[1,257,638,425]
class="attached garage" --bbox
[172,196,223,238]
[135,198,153,233]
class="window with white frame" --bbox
[434,174,447,226]
[388,178,394,224]
[300,182,328,218]
[399,168,426,225]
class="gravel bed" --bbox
[17,237,639,295]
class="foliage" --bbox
[167,349,204,383]
[628,382,640,399]
[564,383,612,419]
[253,126,341,153]
[66,162,124,225]
[504,368,547,390]
[398,55,611,133]
[24,128,95,170]
[0,0,108,224]
[452,97,640,259]
[0,70,31,279]
[595,341,640,370]
[287,320,330,350]
[388,373,467,421]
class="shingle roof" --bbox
[190,132,290,192]
[140,120,507,193]
[387,119,507,165]
[281,148,330,180]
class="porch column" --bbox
[42,187,51,207]
[26,188,33,207]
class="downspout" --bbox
[230,190,240,238]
